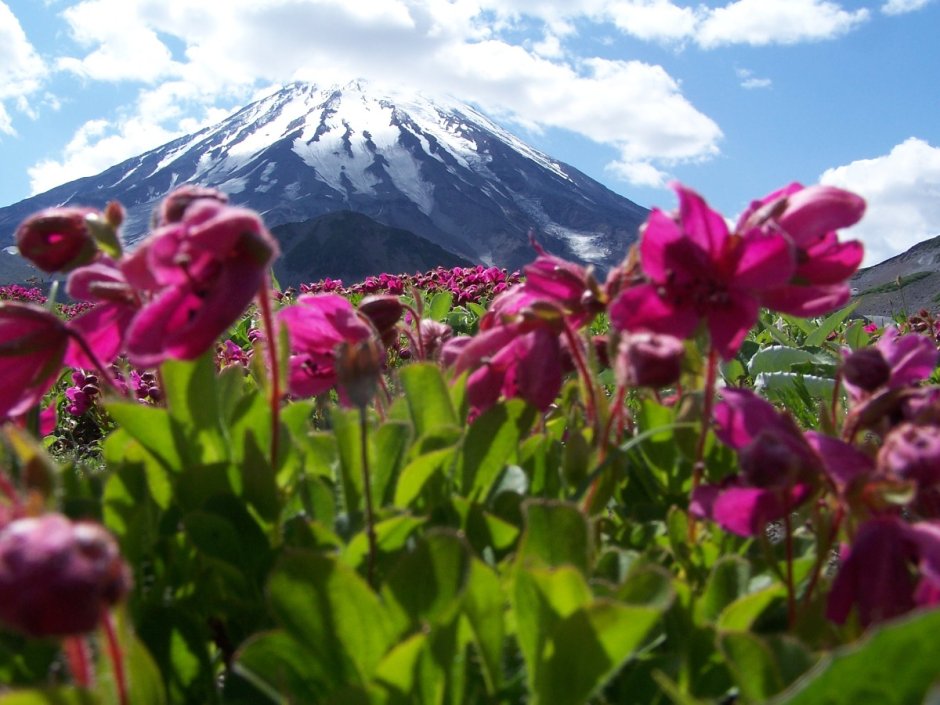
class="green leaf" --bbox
[343,514,426,569]
[803,302,858,348]
[754,371,835,399]
[717,583,786,631]
[747,346,816,376]
[517,500,590,573]
[372,632,428,698]
[162,352,227,463]
[0,689,97,704]
[696,556,750,625]
[104,403,183,473]
[94,608,167,705]
[393,447,456,508]
[267,551,396,684]
[769,608,940,705]
[371,421,412,506]
[428,291,454,322]
[720,631,785,703]
[384,530,471,627]
[462,559,506,693]
[460,399,535,500]
[234,630,323,702]
[844,321,870,350]
[399,363,458,436]
[535,600,665,705]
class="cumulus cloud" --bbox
[0,1,47,135]
[735,67,772,89]
[698,0,869,47]
[820,138,940,266]
[881,0,933,15]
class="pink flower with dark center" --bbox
[614,332,685,389]
[691,389,820,536]
[609,184,795,359]
[737,183,865,316]
[122,198,279,367]
[522,243,605,327]
[278,294,373,398]
[843,328,938,401]
[0,303,70,419]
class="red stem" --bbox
[257,281,281,469]
[102,612,128,705]
[783,509,796,628]
[63,635,92,688]
[562,321,598,430]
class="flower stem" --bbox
[783,509,797,628]
[257,280,281,469]
[562,321,598,430]
[63,635,92,688]
[688,346,719,541]
[359,405,378,587]
[101,611,128,705]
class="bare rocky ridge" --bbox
[849,235,940,318]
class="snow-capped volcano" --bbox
[0,81,648,282]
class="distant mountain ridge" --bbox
[850,234,940,317]
[0,80,649,285]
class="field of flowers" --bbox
[0,183,939,704]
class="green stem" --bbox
[257,280,281,469]
[783,509,796,628]
[359,405,378,587]
[689,346,718,541]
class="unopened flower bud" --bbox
[739,429,809,488]
[842,347,891,392]
[0,515,131,637]
[15,208,99,273]
[878,423,940,487]
[153,185,228,227]
[358,295,404,346]
[418,319,452,360]
[615,332,684,388]
[104,201,125,229]
[335,337,385,408]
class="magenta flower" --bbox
[737,183,865,316]
[843,327,938,400]
[609,184,795,359]
[15,207,99,273]
[522,244,604,327]
[691,389,820,536]
[0,303,70,419]
[121,198,279,367]
[278,294,372,398]
[0,514,130,637]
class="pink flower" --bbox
[121,198,279,367]
[691,389,820,536]
[278,294,372,398]
[14,207,99,273]
[843,328,938,400]
[522,242,604,327]
[609,184,795,359]
[737,183,865,316]
[0,303,70,419]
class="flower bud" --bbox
[358,295,404,346]
[739,429,810,488]
[15,208,98,273]
[878,423,940,487]
[418,319,452,361]
[842,347,891,392]
[0,303,70,418]
[615,332,684,388]
[153,185,228,227]
[0,515,131,637]
[335,337,385,408]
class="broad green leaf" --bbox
[717,583,786,631]
[844,320,869,350]
[384,530,471,627]
[804,302,858,348]
[517,500,590,573]
[105,403,183,473]
[536,600,665,705]
[371,421,412,506]
[720,631,785,703]
[462,559,506,693]
[754,372,835,399]
[460,399,535,500]
[450,496,519,552]
[399,363,458,436]
[0,689,97,704]
[513,565,593,693]
[747,346,816,376]
[428,291,454,322]
[267,551,397,685]
[332,407,365,513]
[162,352,227,463]
[394,447,456,508]
[234,630,323,702]
[343,515,427,569]
[769,608,940,705]
[373,632,428,698]
[94,608,167,705]
[696,556,750,625]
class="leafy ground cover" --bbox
[0,183,939,704]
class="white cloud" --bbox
[735,67,772,89]
[605,159,669,188]
[881,0,932,15]
[820,138,940,266]
[605,0,701,43]
[0,1,47,134]
[23,0,723,192]
[697,0,869,48]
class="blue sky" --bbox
[1,0,938,266]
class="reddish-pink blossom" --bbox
[0,303,70,419]
[15,207,99,273]
[278,294,372,398]
[609,184,795,359]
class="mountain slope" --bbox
[0,81,647,283]
[272,211,473,287]
[850,234,940,317]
